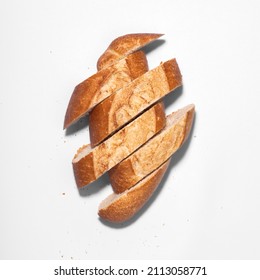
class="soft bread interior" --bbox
[166,104,194,127]
[98,192,121,210]
[73,144,92,163]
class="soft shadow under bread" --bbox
[163,85,183,109]
[65,114,89,136]
[78,173,110,197]
[141,39,165,55]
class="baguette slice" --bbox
[98,160,170,223]
[73,102,165,188]
[89,58,182,146]
[109,104,195,194]
[97,33,163,70]
[64,51,148,129]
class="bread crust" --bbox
[64,51,148,129]
[73,102,166,188]
[98,160,170,223]
[109,105,195,193]
[89,59,182,146]
[97,33,163,70]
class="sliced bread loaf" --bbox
[109,104,195,194]
[73,102,165,188]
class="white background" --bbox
[0,0,260,260]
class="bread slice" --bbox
[64,51,148,129]
[98,160,170,223]
[89,58,182,146]
[109,104,195,194]
[72,102,165,188]
[97,33,163,70]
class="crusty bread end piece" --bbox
[109,104,195,193]
[98,159,170,223]
[89,58,182,146]
[72,102,165,188]
[97,33,163,70]
[64,51,148,129]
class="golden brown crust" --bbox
[97,33,163,70]
[162,59,182,90]
[109,105,195,193]
[89,95,115,147]
[125,51,149,80]
[98,160,170,223]
[64,51,148,129]
[73,103,166,188]
[108,158,136,194]
[89,59,182,147]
